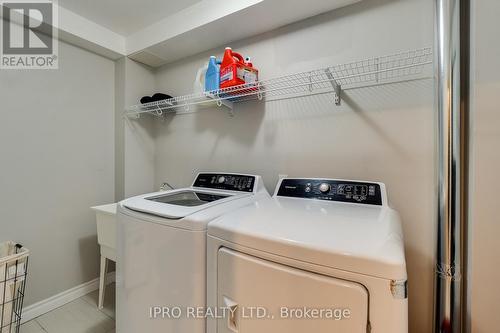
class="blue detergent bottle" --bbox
[204,56,222,93]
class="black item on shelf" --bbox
[140,96,154,104]
[152,93,173,102]
[140,93,174,105]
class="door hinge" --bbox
[390,280,408,299]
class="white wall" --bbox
[123,60,157,197]
[0,39,115,306]
[151,0,435,332]
[115,58,157,200]
[469,0,500,332]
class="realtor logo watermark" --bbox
[1,0,58,69]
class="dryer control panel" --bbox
[193,173,255,192]
[276,178,383,206]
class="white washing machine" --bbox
[116,172,270,333]
[207,177,407,333]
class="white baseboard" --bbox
[21,272,115,324]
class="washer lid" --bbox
[120,173,266,220]
[208,197,407,280]
[122,188,249,219]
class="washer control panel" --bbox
[193,173,255,192]
[276,178,383,205]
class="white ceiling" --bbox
[58,0,202,36]
[47,0,362,65]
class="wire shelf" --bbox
[125,47,432,118]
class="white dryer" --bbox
[116,172,270,333]
[207,178,407,333]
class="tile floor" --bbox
[20,283,116,333]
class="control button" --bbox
[319,183,331,194]
[369,185,376,196]
[354,195,366,202]
[337,185,345,194]
[218,176,226,184]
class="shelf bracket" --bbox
[225,102,235,117]
[124,111,140,119]
[324,68,341,106]
[207,92,234,116]
[219,98,234,112]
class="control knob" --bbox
[319,183,331,194]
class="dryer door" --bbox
[217,248,369,333]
